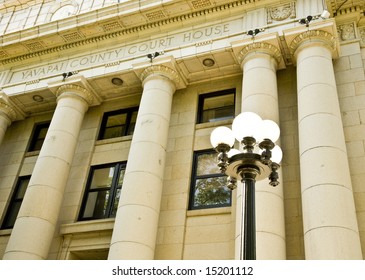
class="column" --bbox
[0,92,16,146]
[108,65,179,259]
[3,83,92,260]
[236,40,286,259]
[288,28,362,259]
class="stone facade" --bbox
[0,0,364,260]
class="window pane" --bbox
[199,92,235,123]
[110,188,121,218]
[193,176,231,208]
[14,178,30,199]
[28,123,50,151]
[103,126,125,139]
[90,167,115,190]
[117,168,125,186]
[127,111,138,135]
[2,201,21,229]
[82,190,110,219]
[196,153,220,175]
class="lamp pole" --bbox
[211,112,282,260]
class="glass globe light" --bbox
[271,145,283,164]
[210,126,235,148]
[227,148,241,158]
[259,120,280,143]
[232,112,262,142]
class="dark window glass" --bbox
[1,176,30,229]
[79,163,126,220]
[197,89,235,123]
[28,122,50,152]
[189,150,231,210]
[98,108,138,140]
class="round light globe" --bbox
[271,145,283,164]
[210,126,235,148]
[259,120,280,143]
[227,148,241,158]
[232,112,262,141]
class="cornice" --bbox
[0,0,260,65]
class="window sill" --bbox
[195,119,233,130]
[187,206,231,217]
[60,218,115,235]
[25,150,40,157]
[0,228,12,236]
[95,135,132,146]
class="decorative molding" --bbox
[0,0,255,65]
[190,0,213,9]
[196,40,213,46]
[0,93,16,122]
[55,84,94,105]
[359,26,365,45]
[140,65,180,86]
[237,42,282,65]
[288,30,337,55]
[338,22,357,41]
[267,2,296,24]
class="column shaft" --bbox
[237,48,286,260]
[3,85,89,260]
[108,67,176,259]
[296,42,363,259]
[0,93,16,146]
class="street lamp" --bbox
[210,112,283,260]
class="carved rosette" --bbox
[237,42,282,66]
[0,95,16,124]
[338,23,356,41]
[288,30,337,56]
[140,65,180,87]
[55,84,93,105]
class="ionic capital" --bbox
[55,84,94,105]
[237,42,282,66]
[140,65,180,87]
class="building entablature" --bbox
[0,1,363,118]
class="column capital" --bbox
[231,33,285,69]
[283,19,340,61]
[55,84,94,105]
[48,75,102,106]
[0,92,17,124]
[133,56,187,90]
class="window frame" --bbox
[98,107,139,140]
[27,121,50,152]
[197,89,236,124]
[189,149,232,210]
[78,162,126,221]
[1,176,31,229]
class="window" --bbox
[197,89,235,123]
[1,176,30,229]
[189,150,231,210]
[79,162,126,220]
[98,107,138,140]
[28,122,50,152]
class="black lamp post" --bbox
[210,112,282,260]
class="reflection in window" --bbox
[79,163,126,220]
[98,107,138,140]
[197,89,235,123]
[189,150,231,210]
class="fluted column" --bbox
[236,40,286,259]
[0,92,16,147]
[3,83,92,260]
[287,27,363,259]
[108,65,179,259]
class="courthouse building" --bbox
[0,0,365,260]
